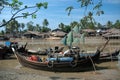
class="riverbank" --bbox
[0,58,120,80]
[8,37,120,52]
[0,37,120,80]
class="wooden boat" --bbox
[17,45,64,55]
[0,46,8,59]
[100,49,120,58]
[27,49,48,55]
[17,47,48,55]
[13,48,100,71]
[0,41,19,59]
[98,50,120,63]
[0,46,13,59]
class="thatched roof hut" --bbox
[106,28,120,34]
[102,28,120,39]
[82,29,96,36]
[23,31,43,38]
[51,29,66,37]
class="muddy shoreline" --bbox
[0,37,120,80]
[0,59,120,80]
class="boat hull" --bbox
[15,50,100,71]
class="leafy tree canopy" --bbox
[66,0,104,29]
[0,0,48,27]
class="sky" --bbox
[0,0,120,30]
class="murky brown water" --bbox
[17,37,120,52]
[0,58,120,80]
[0,37,120,80]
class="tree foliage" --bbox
[106,20,113,28]
[0,0,9,13]
[43,19,49,27]
[27,21,35,31]
[114,20,120,29]
[2,19,25,36]
[0,0,48,27]
[66,0,103,29]
[26,20,50,32]
[58,22,71,33]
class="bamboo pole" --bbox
[88,54,96,73]
[100,39,110,52]
[109,38,113,67]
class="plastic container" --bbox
[5,41,11,47]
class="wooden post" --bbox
[88,54,96,73]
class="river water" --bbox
[0,37,120,80]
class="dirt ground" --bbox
[0,37,120,80]
[0,59,120,80]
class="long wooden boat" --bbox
[0,46,13,59]
[0,41,19,59]
[13,48,100,71]
[17,45,64,55]
[100,49,120,58]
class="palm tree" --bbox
[114,20,120,29]
[64,25,71,33]
[43,19,49,27]
[97,23,102,29]
[80,18,87,29]
[41,26,50,32]
[58,23,64,30]
[3,19,21,37]
[35,24,41,32]
[20,23,25,31]
[106,21,113,28]
[19,23,25,36]
[42,19,50,32]
[70,21,78,28]
[5,20,15,33]
[27,21,34,31]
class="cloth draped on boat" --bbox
[61,25,85,47]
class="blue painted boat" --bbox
[47,57,73,62]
